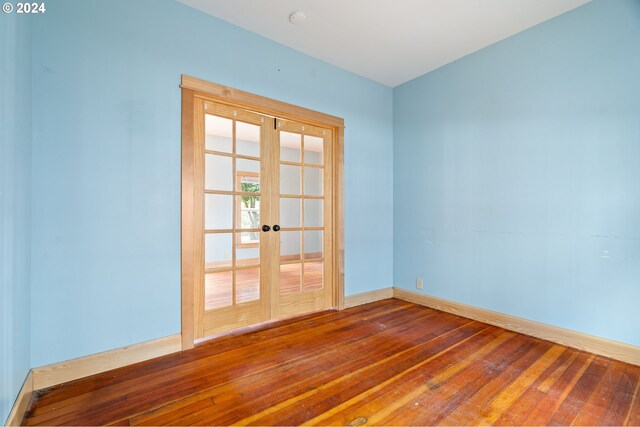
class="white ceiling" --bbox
[178,0,589,87]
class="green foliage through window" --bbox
[240,181,260,240]
[241,182,259,208]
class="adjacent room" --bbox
[1,0,639,425]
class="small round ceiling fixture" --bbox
[289,11,306,25]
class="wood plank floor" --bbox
[24,299,640,426]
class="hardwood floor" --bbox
[24,299,640,426]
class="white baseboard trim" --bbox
[345,288,394,308]
[31,334,182,390]
[5,370,33,427]
[393,288,640,366]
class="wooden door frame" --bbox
[181,75,345,350]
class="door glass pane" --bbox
[281,165,301,195]
[304,135,323,165]
[205,154,232,191]
[280,132,301,162]
[236,121,260,157]
[205,115,232,153]
[236,159,260,192]
[304,230,323,259]
[236,267,260,304]
[280,198,301,228]
[280,263,301,295]
[238,231,260,247]
[304,261,323,291]
[304,167,323,196]
[280,231,301,262]
[205,271,233,310]
[236,239,259,267]
[304,199,323,227]
[205,194,233,230]
[237,196,260,230]
[205,233,232,269]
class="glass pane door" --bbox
[275,121,333,318]
[200,102,269,337]
[193,99,336,339]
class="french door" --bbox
[273,119,333,319]
[190,97,335,339]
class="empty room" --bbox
[1,0,639,425]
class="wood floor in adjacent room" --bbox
[24,299,640,426]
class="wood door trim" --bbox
[192,98,206,340]
[334,126,345,310]
[181,89,196,350]
[181,75,345,129]
[181,77,345,348]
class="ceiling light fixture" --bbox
[289,11,306,25]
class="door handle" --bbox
[262,225,271,232]
[273,225,281,232]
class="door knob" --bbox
[262,225,271,232]
[273,225,281,232]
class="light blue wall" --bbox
[393,0,640,346]
[0,12,32,424]
[26,0,636,370]
[31,0,393,366]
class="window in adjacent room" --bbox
[236,171,260,247]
